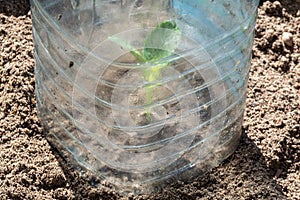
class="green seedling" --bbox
[109,20,181,121]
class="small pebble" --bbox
[282,32,293,47]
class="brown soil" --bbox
[0,0,299,199]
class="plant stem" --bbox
[143,63,167,122]
[145,86,153,121]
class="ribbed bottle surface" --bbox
[31,0,259,194]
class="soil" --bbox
[0,0,299,199]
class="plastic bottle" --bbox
[31,0,259,194]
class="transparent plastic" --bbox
[31,0,259,194]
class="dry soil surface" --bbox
[0,0,299,199]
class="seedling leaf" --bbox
[144,20,181,61]
[108,36,145,62]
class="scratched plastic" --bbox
[31,0,259,194]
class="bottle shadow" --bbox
[0,0,30,17]
[148,131,287,200]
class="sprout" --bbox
[109,20,181,122]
